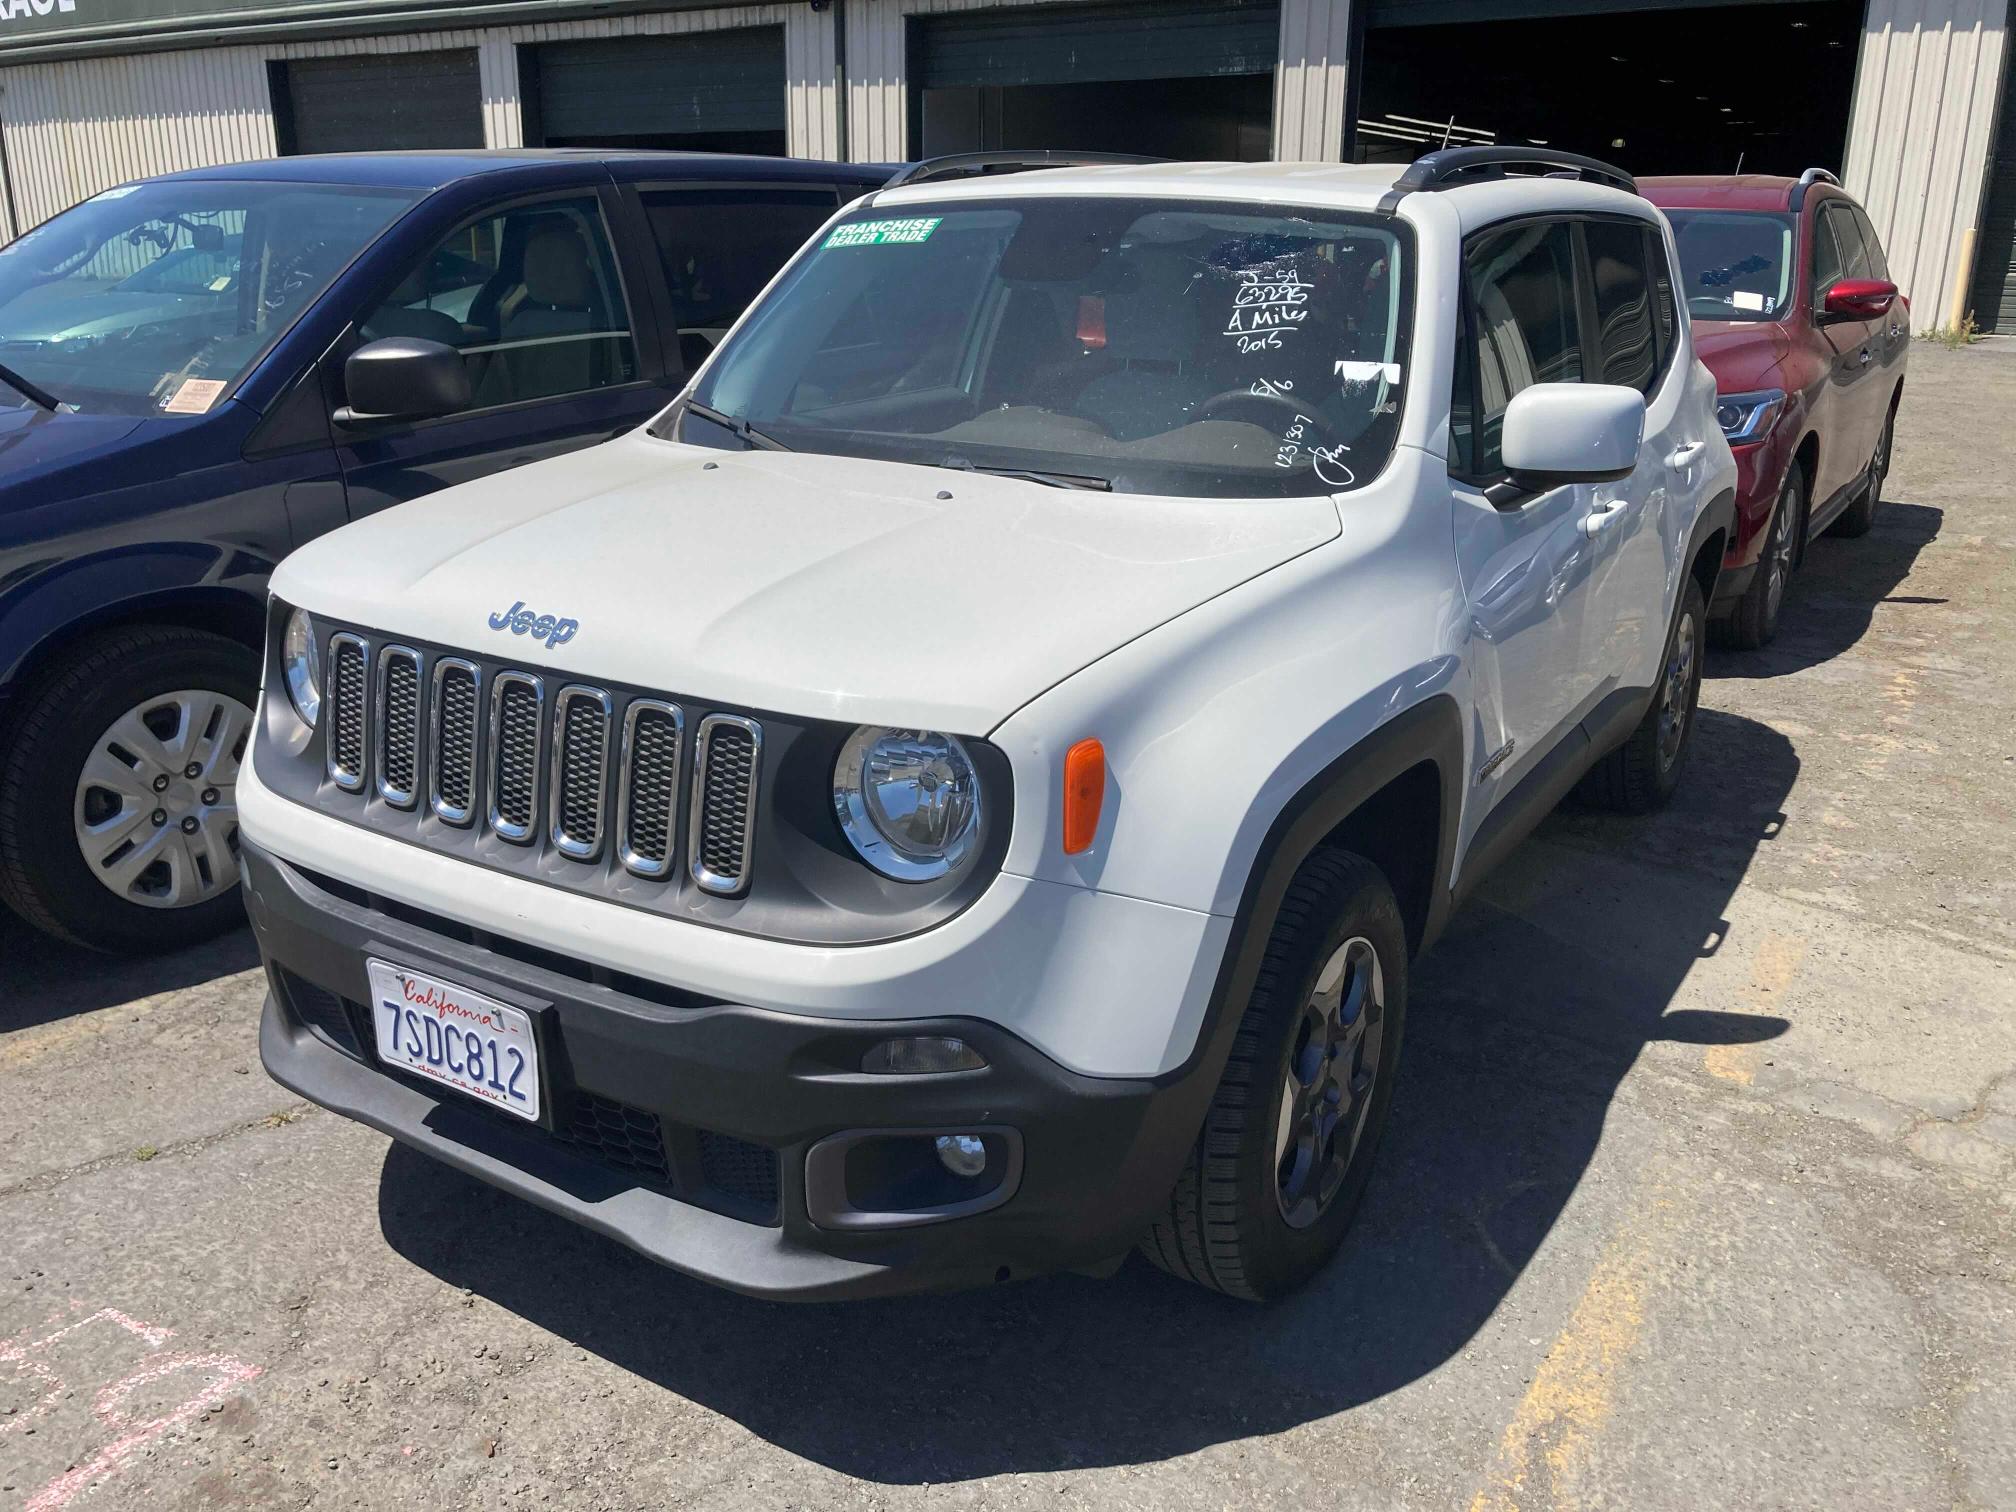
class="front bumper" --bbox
[246,841,1217,1300]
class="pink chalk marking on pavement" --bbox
[24,1353,264,1512]
[0,1309,174,1440]
[4,1308,262,1512]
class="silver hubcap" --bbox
[72,688,252,909]
[1273,937,1385,1230]
[1766,480,1798,618]
[1657,612,1698,770]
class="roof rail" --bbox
[1789,166,1842,211]
[884,150,1164,189]
[1379,145,1637,209]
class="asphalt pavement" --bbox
[2,341,2012,1511]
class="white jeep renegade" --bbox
[243,148,1736,1301]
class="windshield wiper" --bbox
[931,457,1112,492]
[0,360,62,414]
[683,399,791,452]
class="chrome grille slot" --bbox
[487,672,545,843]
[429,659,480,826]
[616,700,683,878]
[374,646,422,809]
[549,685,613,860]
[690,714,761,896]
[326,633,369,793]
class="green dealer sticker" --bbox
[822,216,943,249]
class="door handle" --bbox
[1666,442,1706,469]
[1582,498,1628,538]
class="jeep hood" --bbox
[272,433,1341,733]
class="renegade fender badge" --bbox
[487,601,578,649]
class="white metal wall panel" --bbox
[0,2,838,238]
[1844,0,2010,322]
[0,46,275,232]
[1274,0,1352,162]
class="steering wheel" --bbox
[1194,387,1336,444]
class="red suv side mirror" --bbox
[1822,278,1899,320]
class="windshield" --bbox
[684,197,1413,497]
[1664,210,1796,323]
[0,179,420,416]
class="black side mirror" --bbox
[336,337,470,425]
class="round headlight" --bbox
[281,607,321,728]
[833,727,983,882]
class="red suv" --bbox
[1642,170,1908,648]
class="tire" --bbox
[1717,465,1803,651]
[1577,576,1705,814]
[1829,405,1893,540]
[0,626,258,953]
[1141,848,1407,1300]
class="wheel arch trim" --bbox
[0,547,269,704]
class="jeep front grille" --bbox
[549,685,612,860]
[691,714,761,897]
[308,628,764,896]
[327,633,368,792]
[375,646,422,809]
[430,659,480,825]
[488,673,545,842]
[617,700,683,877]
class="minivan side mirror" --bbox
[1821,277,1899,321]
[336,337,470,425]
[1494,382,1646,502]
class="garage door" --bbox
[912,0,1279,90]
[1369,0,1813,20]
[1968,65,2016,333]
[523,28,786,147]
[273,51,483,156]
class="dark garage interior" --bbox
[911,0,1280,160]
[1355,0,1865,178]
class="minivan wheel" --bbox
[1718,467,1803,651]
[1577,576,1705,814]
[0,626,257,953]
[1141,848,1407,1300]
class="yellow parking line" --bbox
[1704,930,1806,1085]
[1466,1209,1658,1512]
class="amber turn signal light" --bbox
[1062,739,1106,855]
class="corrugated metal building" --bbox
[1,0,2011,328]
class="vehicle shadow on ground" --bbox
[1711,499,1941,679]
[0,914,259,1031]
[379,707,1796,1482]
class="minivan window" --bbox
[0,180,419,416]
[359,195,637,413]
[1664,209,1795,323]
[684,197,1413,498]
[639,186,839,371]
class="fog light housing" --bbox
[804,1127,1024,1231]
[935,1133,988,1177]
[861,1036,987,1075]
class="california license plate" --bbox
[366,959,541,1122]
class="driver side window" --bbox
[357,195,638,415]
[1809,211,1844,308]
[1453,219,1583,479]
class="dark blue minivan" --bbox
[0,150,888,952]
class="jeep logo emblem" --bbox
[487,601,578,649]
